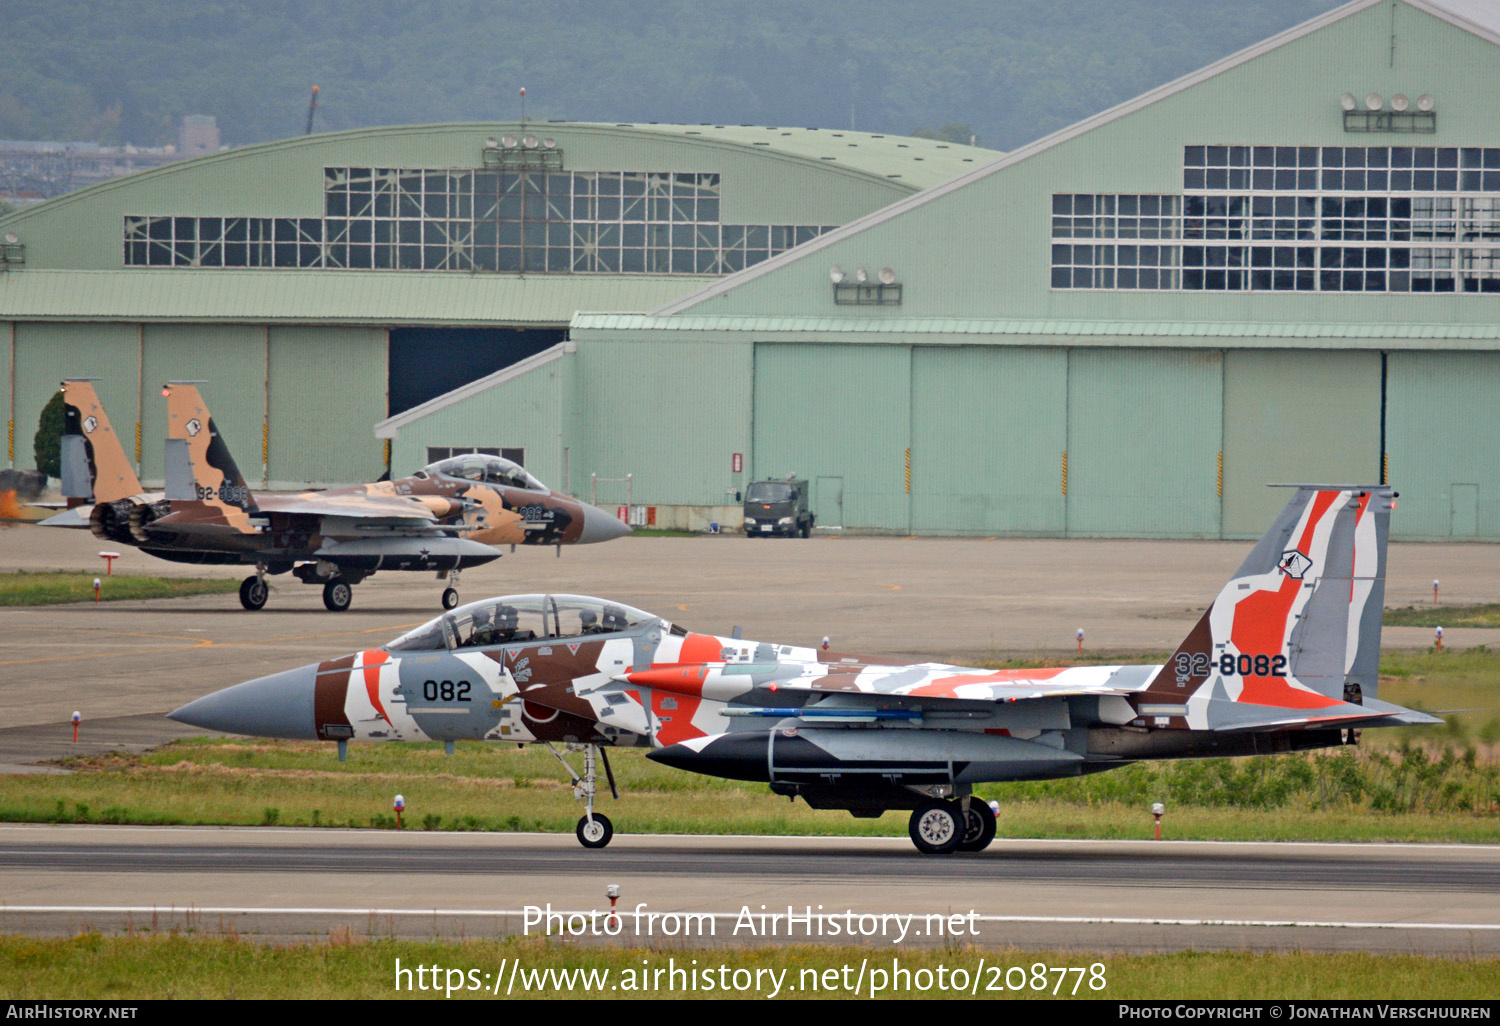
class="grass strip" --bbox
[1,935,1496,999]
[0,570,237,606]
[1385,604,1500,629]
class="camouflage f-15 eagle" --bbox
[170,484,1438,851]
[48,380,628,611]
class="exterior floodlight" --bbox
[1340,92,1357,111]
[829,265,845,283]
[521,134,538,149]
[3,232,16,245]
[1365,93,1383,110]
[855,267,869,283]
[500,134,518,148]
[1391,94,1409,111]
[1417,93,1435,111]
[485,137,498,148]
[542,138,556,149]
[878,267,895,285]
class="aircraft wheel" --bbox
[238,576,269,611]
[576,813,613,849]
[957,800,997,853]
[322,580,353,612]
[441,587,460,610]
[908,801,962,855]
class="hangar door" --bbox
[1387,351,1500,539]
[1065,348,1223,538]
[752,343,910,531]
[909,346,1067,534]
[1220,350,1380,539]
[388,327,565,415]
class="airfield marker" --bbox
[1433,579,1440,603]
[1152,801,1165,840]
[393,794,405,830]
[821,636,830,651]
[606,883,621,928]
[1077,628,1085,656]
[98,551,120,575]
[71,711,81,743]
[92,578,101,603]
[1435,626,1444,651]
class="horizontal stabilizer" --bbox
[1209,694,1441,732]
[38,507,89,528]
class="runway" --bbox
[2,826,1497,953]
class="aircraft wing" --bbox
[253,492,442,522]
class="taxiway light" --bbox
[1435,626,1444,651]
[71,710,81,743]
[1076,627,1085,655]
[1151,801,1165,840]
[93,578,101,603]
[606,883,621,927]
[394,793,406,829]
[821,636,830,650]
[1433,579,1440,603]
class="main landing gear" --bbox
[322,579,352,612]
[543,742,619,849]
[238,573,269,611]
[908,797,996,855]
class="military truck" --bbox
[742,478,814,537]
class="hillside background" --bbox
[0,0,1343,151]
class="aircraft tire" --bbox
[441,588,460,610]
[957,800,997,853]
[238,576,269,611]
[322,580,353,612]
[576,813,613,849]
[908,801,963,855]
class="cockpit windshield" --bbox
[384,593,669,652]
[426,455,545,492]
[746,481,794,503]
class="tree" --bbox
[910,122,979,146]
[33,389,65,479]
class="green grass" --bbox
[627,527,699,537]
[0,935,1496,999]
[0,570,237,606]
[1385,603,1500,629]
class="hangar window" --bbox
[1050,144,1500,294]
[127,165,836,276]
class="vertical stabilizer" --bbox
[60,380,143,505]
[163,382,259,531]
[1144,486,1394,717]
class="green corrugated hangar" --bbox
[5,0,1500,541]
[0,122,989,489]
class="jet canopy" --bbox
[386,593,667,652]
[425,454,545,492]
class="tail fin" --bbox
[163,381,259,531]
[1145,485,1394,713]
[60,380,143,505]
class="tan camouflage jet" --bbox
[51,381,629,611]
[171,484,1438,852]
[34,379,160,528]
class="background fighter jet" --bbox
[49,381,629,611]
[32,379,160,529]
[172,485,1438,852]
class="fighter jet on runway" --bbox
[171,484,1438,851]
[49,380,629,611]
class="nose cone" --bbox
[168,663,320,740]
[577,500,633,544]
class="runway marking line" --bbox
[1,905,1497,932]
